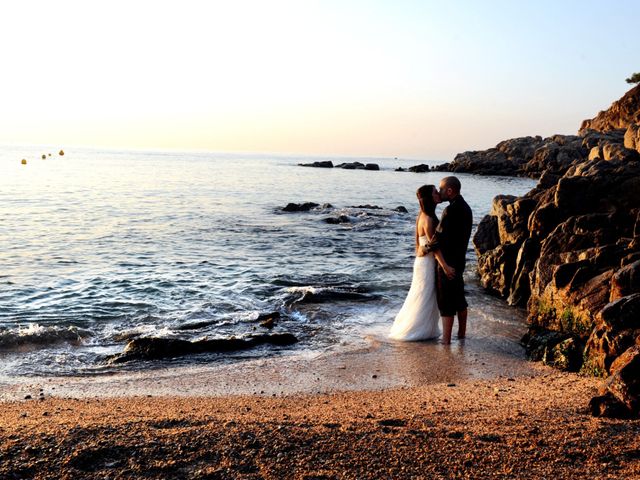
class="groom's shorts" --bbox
[436,267,468,317]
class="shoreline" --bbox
[2,327,640,478]
[1,323,537,401]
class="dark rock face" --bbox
[298,161,333,168]
[107,333,298,364]
[282,202,320,212]
[407,164,430,173]
[335,162,365,170]
[469,85,640,417]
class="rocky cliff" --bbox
[579,84,640,134]
[468,85,640,417]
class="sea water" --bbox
[0,146,536,377]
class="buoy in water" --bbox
[59,150,64,156]
[21,159,27,165]
[41,154,46,159]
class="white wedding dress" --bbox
[389,235,441,341]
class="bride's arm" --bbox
[422,217,455,279]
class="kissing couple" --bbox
[390,176,473,345]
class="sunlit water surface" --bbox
[0,146,536,376]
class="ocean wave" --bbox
[283,286,378,305]
[108,324,174,342]
[0,323,92,350]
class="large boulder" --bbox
[582,294,640,377]
[473,215,500,255]
[624,123,640,152]
[590,344,640,418]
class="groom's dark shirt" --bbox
[427,195,472,272]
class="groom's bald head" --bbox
[439,176,461,201]
[442,176,461,193]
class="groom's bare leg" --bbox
[442,316,454,344]
[457,308,468,339]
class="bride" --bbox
[390,184,454,341]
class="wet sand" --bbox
[2,335,640,479]
[1,329,536,400]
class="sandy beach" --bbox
[2,337,640,479]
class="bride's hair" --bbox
[415,185,438,253]
[416,184,437,219]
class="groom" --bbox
[426,176,472,344]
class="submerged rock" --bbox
[281,202,320,212]
[323,215,351,224]
[107,333,298,364]
[257,311,280,329]
[349,204,382,210]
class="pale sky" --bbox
[1,0,638,159]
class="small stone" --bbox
[323,422,341,429]
[24,395,32,400]
[372,374,378,379]
[447,383,456,387]
[377,419,406,427]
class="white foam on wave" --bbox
[108,324,175,342]
[0,323,91,349]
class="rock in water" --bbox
[335,162,365,169]
[408,164,430,173]
[107,333,298,364]
[298,161,333,168]
[323,215,351,224]
[257,311,280,329]
[281,202,319,212]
